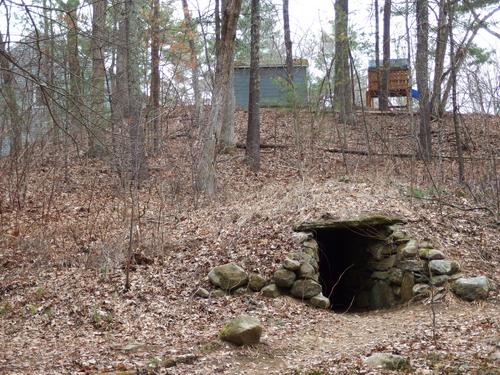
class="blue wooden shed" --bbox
[233,62,308,108]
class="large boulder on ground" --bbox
[219,315,262,346]
[363,353,410,370]
[451,276,491,301]
[273,268,296,288]
[310,293,330,309]
[208,263,248,291]
[428,259,460,276]
[261,283,281,298]
[248,273,266,291]
[290,279,322,299]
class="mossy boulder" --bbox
[248,273,266,291]
[261,283,281,298]
[208,263,248,291]
[290,279,322,299]
[364,353,410,370]
[273,268,296,288]
[451,276,491,301]
[219,315,262,346]
[428,260,460,276]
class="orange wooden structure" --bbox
[366,59,410,109]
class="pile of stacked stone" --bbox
[203,216,493,309]
[205,233,329,308]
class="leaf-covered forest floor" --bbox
[1,109,499,374]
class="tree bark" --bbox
[334,0,353,124]
[245,0,261,171]
[430,0,448,119]
[416,0,431,160]
[64,2,85,136]
[182,0,202,128]
[89,0,107,156]
[195,0,241,196]
[115,0,148,180]
[283,0,293,82]
[149,0,160,152]
[379,0,391,111]
[0,31,22,158]
[448,2,464,183]
[374,0,380,109]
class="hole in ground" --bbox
[315,225,389,312]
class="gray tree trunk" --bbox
[195,0,241,196]
[379,0,391,111]
[430,0,448,119]
[182,0,202,128]
[245,0,261,171]
[334,0,353,124]
[115,0,148,180]
[283,0,293,82]
[0,31,22,158]
[89,0,107,156]
[148,0,160,152]
[416,0,431,160]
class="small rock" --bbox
[427,249,445,260]
[398,259,425,273]
[233,287,248,295]
[283,258,300,271]
[412,283,430,296]
[292,231,312,243]
[451,276,490,301]
[369,255,397,271]
[430,275,449,286]
[195,288,210,298]
[298,262,315,279]
[419,240,433,249]
[273,268,296,288]
[213,289,227,298]
[388,268,403,285]
[208,263,248,291]
[303,239,319,251]
[371,271,390,280]
[248,273,266,291]
[310,293,330,309]
[428,259,460,276]
[364,353,410,370]
[290,279,322,299]
[219,315,262,346]
[398,239,418,258]
[261,283,281,298]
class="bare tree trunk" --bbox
[182,0,202,128]
[283,0,293,81]
[115,0,148,181]
[430,0,448,119]
[63,3,84,136]
[89,0,107,156]
[149,0,160,152]
[379,0,391,111]
[195,0,241,196]
[374,0,380,108]
[0,31,22,158]
[219,0,236,151]
[246,0,260,171]
[334,0,353,124]
[448,2,464,183]
[416,0,431,160]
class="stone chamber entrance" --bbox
[315,225,390,311]
[295,216,413,312]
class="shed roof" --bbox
[368,58,409,69]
